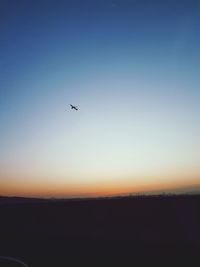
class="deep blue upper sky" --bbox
[0,0,200,196]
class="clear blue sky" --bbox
[0,0,200,197]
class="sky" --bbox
[0,0,200,197]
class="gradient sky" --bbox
[0,0,200,197]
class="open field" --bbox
[0,195,199,266]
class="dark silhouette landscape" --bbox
[0,194,200,266]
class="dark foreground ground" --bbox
[0,195,200,266]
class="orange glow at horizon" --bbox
[1,174,199,198]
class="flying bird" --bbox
[70,104,78,111]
